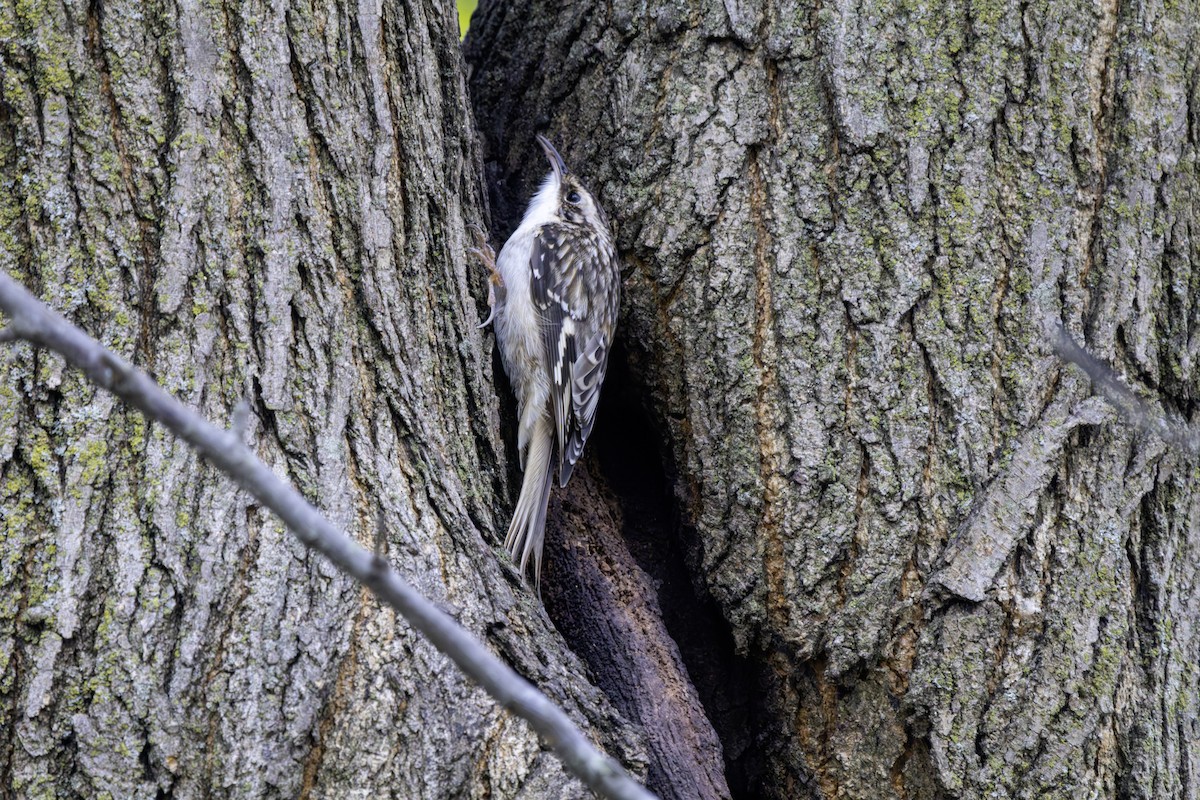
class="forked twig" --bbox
[1049,325,1199,457]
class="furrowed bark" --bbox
[0,271,655,800]
[542,459,730,800]
[467,0,1200,797]
[0,0,652,796]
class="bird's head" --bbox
[536,135,610,232]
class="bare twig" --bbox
[1049,324,1200,457]
[231,399,251,442]
[0,271,656,800]
[373,507,389,575]
[231,374,253,443]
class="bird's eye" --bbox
[567,191,582,204]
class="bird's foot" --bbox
[468,224,501,282]
[476,282,499,328]
[468,224,502,329]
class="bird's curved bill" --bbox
[536,135,567,180]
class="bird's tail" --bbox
[504,419,554,589]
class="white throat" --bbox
[516,173,560,233]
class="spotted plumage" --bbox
[531,222,619,486]
[475,136,620,590]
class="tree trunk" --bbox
[0,0,647,796]
[467,0,1200,797]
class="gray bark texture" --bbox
[466,0,1200,797]
[0,0,649,797]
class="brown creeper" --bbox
[475,136,620,589]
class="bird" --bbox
[471,136,620,590]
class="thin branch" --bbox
[1049,324,1200,457]
[0,271,656,800]
[231,374,252,443]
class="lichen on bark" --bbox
[467,0,1200,795]
[0,0,649,796]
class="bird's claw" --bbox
[468,226,497,268]
[467,225,503,329]
[477,281,498,329]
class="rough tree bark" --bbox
[468,0,1200,797]
[0,0,649,797]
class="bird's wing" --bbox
[530,223,619,486]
